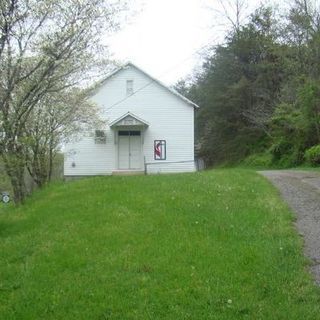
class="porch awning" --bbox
[109,112,149,128]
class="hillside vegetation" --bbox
[1,170,319,319]
[180,2,320,169]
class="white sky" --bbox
[106,0,281,85]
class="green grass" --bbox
[1,170,320,319]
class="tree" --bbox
[24,88,104,187]
[267,0,320,166]
[185,7,282,166]
[284,0,320,78]
[0,0,125,203]
[180,0,320,168]
[217,0,248,34]
[270,79,320,166]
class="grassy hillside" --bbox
[1,170,319,319]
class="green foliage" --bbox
[269,141,304,168]
[305,145,320,166]
[183,7,283,166]
[241,152,273,168]
[0,160,11,193]
[0,0,125,202]
[297,81,320,143]
[1,171,320,318]
[269,80,320,167]
[269,140,293,162]
[268,139,304,168]
[180,2,320,168]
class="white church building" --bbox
[64,63,199,177]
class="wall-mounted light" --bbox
[71,161,76,168]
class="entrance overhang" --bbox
[109,111,149,129]
[110,112,149,144]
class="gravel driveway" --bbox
[260,170,320,284]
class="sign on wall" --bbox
[154,140,166,160]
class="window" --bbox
[126,80,133,96]
[95,130,106,144]
[154,140,166,160]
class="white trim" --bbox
[109,111,150,128]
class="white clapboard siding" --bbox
[64,63,196,176]
[64,130,115,175]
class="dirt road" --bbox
[260,170,320,284]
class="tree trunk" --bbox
[2,152,27,204]
[48,136,54,182]
[10,171,26,204]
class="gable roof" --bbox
[94,62,199,109]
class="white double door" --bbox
[118,131,142,169]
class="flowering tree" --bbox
[0,0,125,203]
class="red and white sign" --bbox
[154,140,166,160]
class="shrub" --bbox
[269,140,305,168]
[276,151,303,168]
[242,153,272,168]
[269,140,293,161]
[305,145,320,166]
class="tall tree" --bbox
[186,7,282,166]
[0,0,125,203]
[267,0,320,166]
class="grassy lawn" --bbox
[1,169,320,319]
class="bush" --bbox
[269,140,305,167]
[305,145,320,166]
[275,152,303,168]
[269,140,293,161]
[241,153,273,168]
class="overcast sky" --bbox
[106,0,280,85]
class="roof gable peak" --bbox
[96,62,199,109]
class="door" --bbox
[118,135,130,169]
[118,131,141,169]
